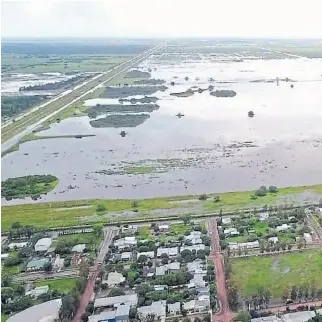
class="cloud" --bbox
[1,0,322,38]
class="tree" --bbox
[136,283,151,296]
[268,186,278,193]
[131,200,139,208]
[182,214,191,225]
[96,204,106,212]
[291,285,298,301]
[108,288,125,297]
[213,196,220,203]
[235,311,251,322]
[255,188,266,197]
[81,313,89,322]
[43,261,53,273]
[138,255,148,263]
[11,222,21,229]
[93,224,103,237]
[199,194,208,201]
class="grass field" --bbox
[34,277,79,293]
[2,54,130,73]
[230,250,322,299]
[2,184,322,231]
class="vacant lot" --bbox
[34,277,79,293]
[230,250,322,299]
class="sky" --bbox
[1,0,322,38]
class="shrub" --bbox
[96,204,106,212]
[268,185,278,193]
[199,194,208,201]
[255,188,266,197]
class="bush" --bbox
[96,204,106,212]
[131,200,139,208]
[199,194,208,201]
[255,188,266,197]
[213,196,220,203]
[268,185,278,193]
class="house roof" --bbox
[121,252,132,259]
[94,294,138,308]
[157,247,178,257]
[137,251,155,258]
[168,302,181,312]
[72,244,86,253]
[116,303,131,317]
[159,224,170,229]
[26,258,49,269]
[6,299,61,322]
[222,217,231,224]
[107,271,125,285]
[25,285,49,297]
[180,244,205,252]
[137,300,167,318]
[34,238,52,252]
[89,311,116,322]
[8,242,28,249]
[187,260,203,272]
[283,311,316,322]
[155,266,167,276]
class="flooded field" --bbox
[3,47,322,204]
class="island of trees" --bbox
[2,175,58,200]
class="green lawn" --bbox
[53,233,98,246]
[230,250,322,299]
[2,184,322,230]
[171,224,191,235]
[34,277,79,293]
[138,226,152,239]
[1,313,8,322]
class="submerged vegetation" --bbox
[210,90,237,97]
[89,113,150,128]
[102,85,168,98]
[1,175,58,200]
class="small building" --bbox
[105,271,126,287]
[168,302,181,316]
[121,252,132,261]
[154,285,168,292]
[224,228,239,236]
[303,233,313,243]
[180,244,205,253]
[283,311,316,322]
[72,244,86,253]
[156,266,167,276]
[229,240,259,250]
[26,258,49,271]
[276,224,289,232]
[185,231,202,245]
[94,294,138,309]
[121,225,138,233]
[157,247,178,257]
[34,238,52,252]
[159,224,170,232]
[188,273,206,288]
[89,304,130,322]
[25,285,49,298]
[187,260,204,273]
[114,237,137,249]
[1,253,9,259]
[53,254,64,271]
[155,262,180,276]
[183,299,209,313]
[268,237,278,244]
[222,217,232,225]
[137,300,167,321]
[137,251,155,259]
[259,213,269,221]
[8,242,28,250]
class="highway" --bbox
[1,43,165,152]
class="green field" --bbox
[2,184,322,230]
[2,54,130,73]
[34,277,79,293]
[230,250,322,299]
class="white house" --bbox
[34,238,52,252]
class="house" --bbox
[94,294,138,309]
[185,231,202,245]
[188,273,206,288]
[229,240,259,250]
[155,266,167,276]
[259,213,269,221]
[89,304,130,322]
[197,294,210,308]
[8,242,28,250]
[187,260,204,273]
[167,302,181,316]
[121,225,138,233]
[157,247,178,257]
[137,251,155,259]
[159,224,170,232]
[143,267,155,278]
[154,285,168,291]
[155,262,180,276]
[303,233,313,243]
[114,237,137,249]
[6,299,62,322]
[223,228,239,236]
[25,285,49,298]
[121,252,132,261]
[137,300,167,321]
[268,237,278,244]
[26,258,50,271]
[34,238,52,252]
[276,224,289,232]
[283,311,316,322]
[180,244,205,253]
[222,217,232,225]
[105,271,126,287]
[183,299,209,313]
[72,244,86,253]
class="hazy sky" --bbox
[2,0,322,38]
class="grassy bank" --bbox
[2,184,322,231]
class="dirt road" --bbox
[72,228,117,322]
[208,218,234,322]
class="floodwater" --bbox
[2,53,322,204]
